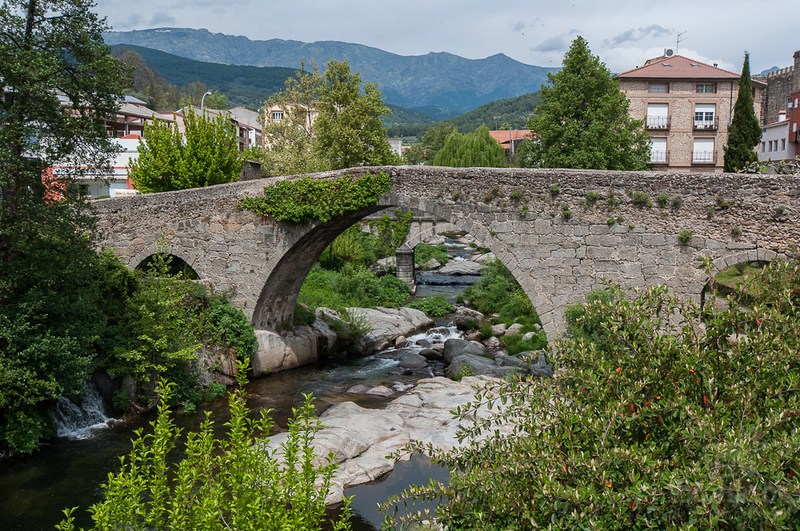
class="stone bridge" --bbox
[93,166,799,339]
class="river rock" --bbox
[465,330,482,342]
[483,336,501,348]
[423,235,446,246]
[451,305,484,329]
[261,376,504,504]
[443,338,487,363]
[415,338,432,348]
[346,384,372,395]
[347,307,434,355]
[420,258,442,271]
[398,352,428,369]
[252,326,319,376]
[365,385,396,398]
[517,351,554,378]
[438,260,482,276]
[491,323,507,336]
[495,354,525,367]
[445,353,519,379]
[419,348,444,361]
[505,323,524,336]
[522,331,536,341]
[395,335,408,348]
[473,251,497,264]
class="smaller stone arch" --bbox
[129,244,203,280]
[699,248,783,308]
[399,221,460,252]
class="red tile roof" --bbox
[616,55,765,85]
[489,130,532,144]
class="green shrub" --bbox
[656,193,669,208]
[293,303,317,326]
[206,295,258,360]
[549,185,560,196]
[510,189,524,203]
[408,297,454,317]
[58,363,352,531]
[298,264,411,313]
[731,226,742,238]
[585,191,600,204]
[631,191,652,207]
[500,332,547,356]
[385,260,800,529]
[238,172,390,223]
[678,229,693,245]
[414,244,449,267]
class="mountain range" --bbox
[104,28,557,117]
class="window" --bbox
[781,139,786,150]
[693,138,715,163]
[646,103,669,129]
[696,83,717,93]
[271,111,284,121]
[794,122,798,132]
[649,137,667,163]
[795,98,799,108]
[648,82,669,93]
[694,104,716,129]
[761,142,766,153]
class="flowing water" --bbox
[0,241,479,529]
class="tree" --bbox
[432,125,508,167]
[0,0,130,453]
[259,62,323,176]
[313,59,399,169]
[517,36,650,170]
[724,53,761,172]
[130,107,243,193]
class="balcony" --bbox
[692,151,717,165]
[650,151,669,164]
[693,117,719,131]
[646,115,671,130]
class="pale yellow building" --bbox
[616,53,765,172]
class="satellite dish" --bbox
[665,49,674,57]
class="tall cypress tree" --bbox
[724,53,762,172]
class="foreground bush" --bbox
[57,362,351,531]
[385,259,800,529]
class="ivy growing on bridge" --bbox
[238,172,391,223]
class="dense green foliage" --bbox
[57,368,351,531]
[444,91,541,132]
[387,258,800,529]
[724,53,762,172]
[517,36,650,170]
[414,244,450,267]
[0,0,130,454]
[298,264,411,313]
[314,60,400,169]
[111,45,294,110]
[369,210,413,258]
[408,297,454,317]
[130,107,243,192]
[433,125,508,167]
[464,259,540,325]
[403,123,457,164]
[238,173,390,223]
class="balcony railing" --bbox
[693,117,719,130]
[692,151,717,164]
[646,115,671,130]
[650,151,669,164]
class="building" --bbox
[759,110,797,164]
[174,105,262,152]
[616,53,765,172]
[757,51,800,125]
[261,101,318,149]
[488,130,532,163]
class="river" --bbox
[0,241,479,530]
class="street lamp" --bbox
[200,91,212,113]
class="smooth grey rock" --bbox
[505,323,524,336]
[522,331,537,341]
[365,385,395,398]
[398,352,428,369]
[395,335,408,348]
[443,338,486,364]
[439,260,482,276]
[419,348,444,361]
[451,305,484,329]
[252,326,318,376]
[483,336,501,348]
[445,353,501,379]
[420,258,442,270]
[346,384,372,395]
[348,307,434,354]
[465,330,483,342]
[473,251,496,263]
[495,354,525,367]
[415,338,432,348]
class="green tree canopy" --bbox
[517,36,650,170]
[0,0,131,453]
[724,53,761,172]
[432,125,508,167]
[313,60,399,170]
[130,107,244,193]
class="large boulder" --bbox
[451,305,485,329]
[439,260,482,276]
[443,338,487,364]
[473,251,497,264]
[347,307,434,354]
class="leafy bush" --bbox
[384,260,800,529]
[298,264,411,312]
[499,332,547,355]
[205,295,258,360]
[678,229,693,245]
[465,259,541,326]
[414,244,449,267]
[238,173,390,223]
[408,297,454,317]
[656,193,669,208]
[57,364,352,531]
[631,191,652,207]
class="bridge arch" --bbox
[129,244,204,279]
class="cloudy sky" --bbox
[97,0,798,74]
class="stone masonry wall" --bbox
[94,167,799,339]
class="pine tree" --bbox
[517,36,650,170]
[724,53,761,172]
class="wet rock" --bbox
[415,338,432,348]
[375,341,391,352]
[439,260,482,276]
[443,338,487,363]
[419,348,444,361]
[346,384,372,395]
[424,327,453,343]
[395,335,408,348]
[365,385,395,398]
[347,307,434,355]
[398,352,429,369]
[465,330,482,342]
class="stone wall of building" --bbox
[761,50,800,125]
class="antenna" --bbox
[676,31,687,54]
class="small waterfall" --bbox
[51,383,116,439]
